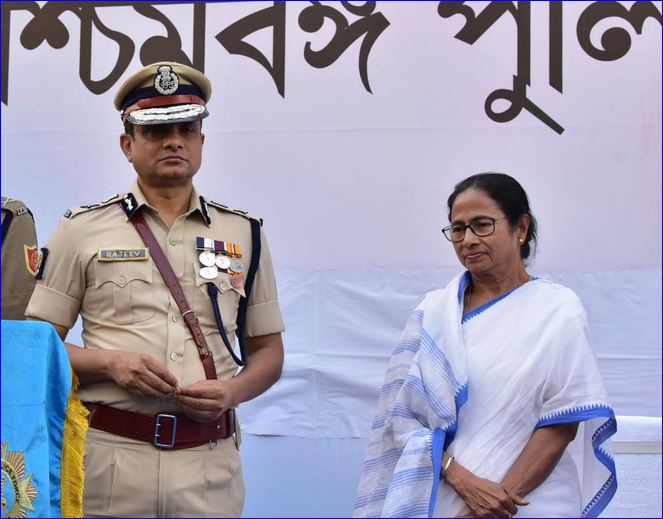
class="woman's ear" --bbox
[518,213,531,241]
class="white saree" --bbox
[354,272,616,518]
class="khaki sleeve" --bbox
[1,204,38,320]
[25,217,86,329]
[245,227,285,337]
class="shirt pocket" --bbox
[192,261,245,332]
[93,259,155,324]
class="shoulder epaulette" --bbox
[1,197,33,218]
[63,193,121,219]
[204,198,263,226]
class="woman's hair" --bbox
[447,172,538,260]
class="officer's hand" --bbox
[175,379,237,423]
[107,351,179,398]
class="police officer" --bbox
[2,196,38,319]
[26,62,285,517]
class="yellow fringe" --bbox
[60,370,89,518]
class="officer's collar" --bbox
[122,181,212,227]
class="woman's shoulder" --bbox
[419,271,466,309]
[529,277,585,311]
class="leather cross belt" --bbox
[86,403,235,450]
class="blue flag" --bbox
[1,320,87,518]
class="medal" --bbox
[199,250,216,267]
[199,266,219,280]
[196,237,214,250]
[214,240,226,254]
[231,273,245,289]
[230,258,244,273]
[215,254,231,270]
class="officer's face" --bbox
[120,121,205,187]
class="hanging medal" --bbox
[197,237,218,278]
[231,272,245,288]
[199,250,216,267]
[216,255,231,270]
[229,258,244,274]
[200,266,219,280]
[212,240,228,270]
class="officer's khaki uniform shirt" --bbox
[26,182,284,414]
[2,197,38,319]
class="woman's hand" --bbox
[446,459,528,517]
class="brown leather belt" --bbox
[86,404,235,450]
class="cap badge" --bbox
[154,65,179,95]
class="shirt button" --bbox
[219,282,228,290]
[169,239,177,246]
[117,276,127,286]
[170,352,178,361]
[171,314,178,322]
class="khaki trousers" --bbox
[83,428,245,517]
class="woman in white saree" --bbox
[354,173,616,518]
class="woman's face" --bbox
[449,187,528,276]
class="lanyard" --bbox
[206,217,262,367]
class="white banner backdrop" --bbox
[2,1,661,436]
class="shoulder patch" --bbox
[205,198,262,225]
[64,193,122,219]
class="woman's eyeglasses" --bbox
[441,216,511,243]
